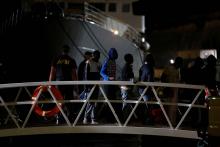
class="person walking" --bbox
[78,51,92,95]
[82,50,101,124]
[49,44,78,122]
[49,44,78,97]
[161,56,183,125]
[120,53,134,121]
[100,47,118,123]
[100,48,118,98]
[138,53,155,124]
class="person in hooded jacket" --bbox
[100,48,118,122]
[100,48,118,99]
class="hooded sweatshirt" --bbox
[100,48,118,81]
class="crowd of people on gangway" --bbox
[48,44,217,127]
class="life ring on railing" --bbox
[32,85,63,117]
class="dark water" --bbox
[0,134,199,147]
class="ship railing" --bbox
[0,9,23,34]
[0,81,206,135]
[83,2,142,47]
[0,3,143,47]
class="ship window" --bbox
[122,3,130,12]
[89,3,106,12]
[108,3,116,12]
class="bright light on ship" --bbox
[89,21,95,24]
[142,37,145,42]
[170,59,174,64]
[79,46,95,52]
[113,30,119,35]
[111,29,119,35]
[145,42,150,50]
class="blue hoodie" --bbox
[100,48,118,80]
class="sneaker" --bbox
[56,118,59,125]
[56,115,59,125]
[83,118,88,124]
[91,119,98,125]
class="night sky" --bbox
[1,0,220,30]
[1,0,220,69]
[0,0,21,21]
[132,0,220,68]
[133,0,220,30]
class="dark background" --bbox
[132,0,220,37]
[132,0,220,70]
[1,0,220,32]
[1,0,220,78]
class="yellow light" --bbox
[111,29,119,35]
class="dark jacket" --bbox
[121,63,134,81]
[139,63,154,82]
[100,48,118,81]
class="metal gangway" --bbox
[0,81,206,140]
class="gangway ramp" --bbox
[0,81,206,140]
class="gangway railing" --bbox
[0,81,206,139]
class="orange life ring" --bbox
[32,85,63,117]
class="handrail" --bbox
[0,81,206,89]
[0,81,206,135]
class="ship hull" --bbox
[0,17,143,82]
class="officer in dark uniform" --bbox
[49,44,77,97]
[49,45,78,122]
